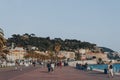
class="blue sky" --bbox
[0,0,120,52]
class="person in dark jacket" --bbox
[47,61,51,72]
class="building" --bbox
[78,48,108,61]
[9,47,27,61]
[86,52,108,61]
[59,51,75,60]
[78,49,86,60]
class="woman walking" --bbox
[108,61,114,78]
[51,62,55,72]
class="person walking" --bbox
[47,61,51,72]
[84,62,88,71]
[15,60,22,71]
[108,61,114,78]
[51,62,55,72]
[32,61,36,67]
[59,61,62,69]
[15,60,19,70]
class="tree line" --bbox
[7,33,96,51]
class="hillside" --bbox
[7,33,96,51]
[99,47,115,53]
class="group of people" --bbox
[47,61,55,72]
[76,62,88,71]
[47,61,64,72]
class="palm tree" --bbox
[0,36,6,50]
[0,28,6,51]
[54,43,61,61]
[0,28,6,62]
[48,51,54,61]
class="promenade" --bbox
[0,66,120,80]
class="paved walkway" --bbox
[0,65,39,80]
[5,66,120,80]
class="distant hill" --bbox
[99,47,115,53]
[99,47,120,59]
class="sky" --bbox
[0,0,120,52]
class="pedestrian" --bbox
[76,63,79,69]
[32,61,36,67]
[108,61,114,78]
[40,61,44,68]
[47,61,51,72]
[15,60,22,71]
[51,62,55,72]
[84,62,88,71]
[59,61,62,69]
[15,60,18,70]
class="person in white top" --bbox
[108,61,114,78]
[51,62,55,71]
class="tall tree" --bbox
[0,32,6,51]
[54,43,61,61]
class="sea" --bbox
[89,63,120,73]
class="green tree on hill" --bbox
[7,33,96,52]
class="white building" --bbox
[59,51,75,60]
[8,47,27,61]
